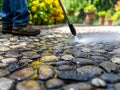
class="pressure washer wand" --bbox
[58,0,76,36]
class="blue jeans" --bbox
[2,0,29,27]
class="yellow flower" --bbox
[32,6,37,12]
[33,15,38,19]
[32,0,39,6]
[56,16,61,22]
[50,5,53,8]
[50,16,55,22]
[29,21,33,25]
[56,14,64,22]
[28,0,64,25]
[60,14,64,20]
[45,1,51,5]
[49,0,53,4]
[59,8,63,13]
[44,18,48,22]
[30,14,32,20]
[41,2,46,8]
[53,1,59,6]
[52,8,58,15]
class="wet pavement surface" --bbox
[0,25,120,90]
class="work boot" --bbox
[12,25,40,36]
[2,26,13,33]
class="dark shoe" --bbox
[2,26,12,33]
[12,25,40,36]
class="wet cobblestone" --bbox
[0,25,120,89]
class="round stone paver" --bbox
[58,65,76,71]
[40,55,59,62]
[115,83,120,90]
[0,46,10,51]
[101,73,120,83]
[1,58,18,64]
[9,68,34,81]
[38,66,55,80]
[45,78,64,89]
[72,58,95,66]
[16,80,42,90]
[0,78,14,90]
[63,83,92,90]
[22,51,40,60]
[111,57,120,64]
[99,61,120,73]
[0,63,7,68]
[61,55,74,61]
[5,50,21,58]
[77,66,103,78]
[91,78,107,88]
[0,69,10,77]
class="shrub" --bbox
[112,11,120,21]
[27,0,64,25]
[114,0,120,11]
[84,4,97,13]
[112,0,120,25]
[105,9,113,20]
[98,11,106,16]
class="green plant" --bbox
[98,11,106,16]
[76,0,89,11]
[0,0,2,7]
[112,11,120,25]
[114,0,120,11]
[0,1,2,20]
[84,4,97,13]
[67,1,75,12]
[93,0,117,12]
[27,0,64,25]
[112,11,120,21]
[105,9,113,20]
[112,0,120,25]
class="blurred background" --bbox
[0,0,120,25]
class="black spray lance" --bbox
[58,0,77,36]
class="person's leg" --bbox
[11,0,29,26]
[11,0,40,35]
[1,0,13,33]
[2,0,40,35]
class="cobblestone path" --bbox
[0,25,120,90]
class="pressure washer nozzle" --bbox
[69,23,76,36]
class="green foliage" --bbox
[98,11,106,16]
[105,9,113,20]
[0,1,1,8]
[113,19,120,25]
[61,0,80,13]
[51,0,118,24]
[66,1,76,11]
[61,0,88,23]
[28,0,64,25]
[76,0,89,11]
[112,11,120,21]
[112,0,120,25]
[0,1,2,20]
[114,0,120,11]
[69,15,83,23]
[93,0,117,11]
[84,4,97,13]
[0,0,2,6]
